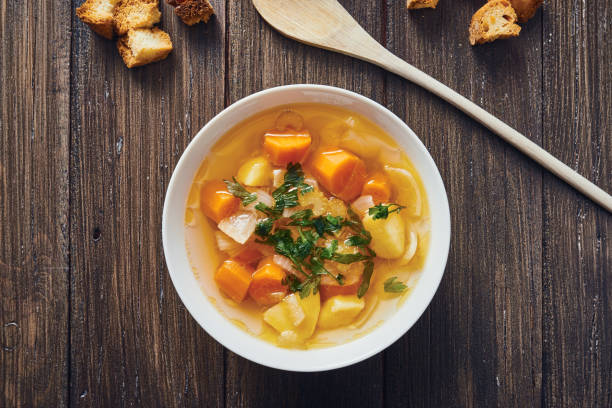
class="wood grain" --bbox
[68,1,226,406]
[0,0,610,406]
[383,1,543,406]
[542,0,611,406]
[224,1,385,406]
[0,0,71,406]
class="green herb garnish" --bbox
[283,162,314,194]
[297,276,321,298]
[255,202,282,218]
[383,277,408,293]
[224,178,257,206]
[254,163,313,219]
[288,209,314,226]
[357,260,375,298]
[319,240,338,260]
[269,163,314,213]
[255,218,274,238]
[332,252,370,264]
[249,163,379,298]
[368,203,405,220]
[345,234,371,247]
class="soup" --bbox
[185,104,430,349]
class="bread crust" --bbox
[76,0,119,39]
[117,27,173,68]
[469,0,521,45]
[113,0,161,36]
[407,0,439,9]
[168,0,214,26]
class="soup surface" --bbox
[185,104,430,349]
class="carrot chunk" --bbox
[263,130,312,166]
[310,148,367,201]
[257,255,275,269]
[249,263,288,306]
[200,180,240,223]
[320,277,363,301]
[214,259,254,303]
[362,172,392,204]
[234,245,263,266]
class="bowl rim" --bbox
[162,84,451,372]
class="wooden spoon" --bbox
[252,0,612,213]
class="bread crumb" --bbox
[407,0,438,9]
[117,27,173,68]
[469,0,521,46]
[77,0,121,39]
[113,0,162,36]
[167,0,214,26]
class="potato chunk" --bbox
[263,292,321,343]
[236,157,272,187]
[363,212,405,259]
[318,295,365,329]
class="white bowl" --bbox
[162,84,451,372]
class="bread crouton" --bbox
[117,27,173,68]
[406,0,439,9]
[167,0,214,26]
[469,0,521,45]
[113,0,162,36]
[76,0,121,39]
[501,0,543,22]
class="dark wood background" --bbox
[1,0,610,406]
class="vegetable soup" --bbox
[185,104,431,349]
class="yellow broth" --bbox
[185,103,431,348]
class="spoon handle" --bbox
[365,47,612,213]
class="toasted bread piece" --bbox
[117,27,173,68]
[167,0,214,26]
[113,0,162,36]
[497,0,543,22]
[76,0,121,39]
[407,0,438,9]
[469,0,521,45]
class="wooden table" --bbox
[1,0,610,406]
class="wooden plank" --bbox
[542,1,611,406]
[224,1,385,406]
[384,2,543,406]
[68,1,226,406]
[0,0,71,406]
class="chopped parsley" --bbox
[256,213,375,298]
[268,162,314,213]
[283,162,314,194]
[224,178,257,206]
[319,240,338,260]
[383,276,408,293]
[368,203,405,220]
[255,218,274,238]
[357,261,375,298]
[345,234,371,247]
[248,163,378,298]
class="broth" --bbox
[185,103,430,349]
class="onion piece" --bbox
[398,230,418,266]
[273,254,299,275]
[304,177,319,190]
[272,169,286,188]
[282,207,301,218]
[245,189,274,213]
[351,195,375,217]
[275,110,304,131]
[214,231,243,257]
[218,211,257,244]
